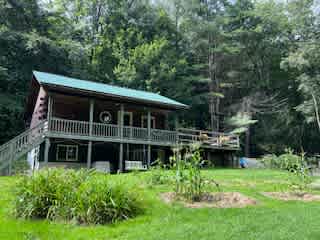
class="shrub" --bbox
[14,168,143,224]
[261,150,311,192]
[14,168,89,220]
[261,149,305,171]
[75,175,142,224]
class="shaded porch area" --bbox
[38,138,170,173]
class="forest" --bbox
[0,0,319,156]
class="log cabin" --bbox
[0,71,240,174]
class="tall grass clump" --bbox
[76,174,142,224]
[171,144,206,201]
[14,168,143,224]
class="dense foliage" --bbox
[1,0,320,156]
[261,150,312,191]
[261,150,307,171]
[14,168,143,224]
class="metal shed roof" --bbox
[33,71,187,109]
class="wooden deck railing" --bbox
[92,122,119,138]
[124,126,149,141]
[48,118,239,148]
[50,118,90,136]
[178,128,240,149]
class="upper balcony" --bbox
[47,117,240,150]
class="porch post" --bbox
[87,141,92,168]
[174,115,179,130]
[119,104,124,172]
[87,99,94,168]
[47,94,53,129]
[44,138,50,166]
[147,110,151,167]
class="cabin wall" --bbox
[30,86,48,128]
[52,98,89,121]
[46,139,88,163]
[50,93,167,129]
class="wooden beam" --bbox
[119,143,123,172]
[174,114,179,132]
[147,110,151,139]
[147,110,151,167]
[119,104,124,138]
[87,99,94,168]
[89,99,94,135]
[47,95,53,129]
[44,138,50,165]
[147,144,151,168]
[87,141,92,168]
[119,104,124,172]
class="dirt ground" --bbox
[262,192,320,202]
[160,192,257,208]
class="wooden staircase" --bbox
[0,121,47,175]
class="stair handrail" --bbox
[0,121,47,151]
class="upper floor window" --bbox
[141,115,156,128]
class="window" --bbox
[117,111,133,126]
[56,145,78,161]
[141,115,156,128]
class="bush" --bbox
[14,168,143,224]
[261,150,311,191]
[261,149,305,171]
[75,175,142,224]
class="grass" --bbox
[1,169,320,239]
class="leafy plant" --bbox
[14,168,143,224]
[148,159,172,186]
[75,175,142,224]
[261,150,311,192]
[261,149,304,171]
[171,144,206,201]
[287,153,312,192]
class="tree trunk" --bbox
[245,126,250,157]
[311,93,320,132]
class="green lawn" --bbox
[1,169,320,240]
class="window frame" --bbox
[56,144,79,162]
[117,111,133,126]
[141,115,156,128]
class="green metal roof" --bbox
[33,71,187,109]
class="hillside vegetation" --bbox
[1,0,320,156]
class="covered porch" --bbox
[38,138,170,172]
[43,92,176,172]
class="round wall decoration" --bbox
[99,111,112,123]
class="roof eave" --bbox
[40,82,189,110]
